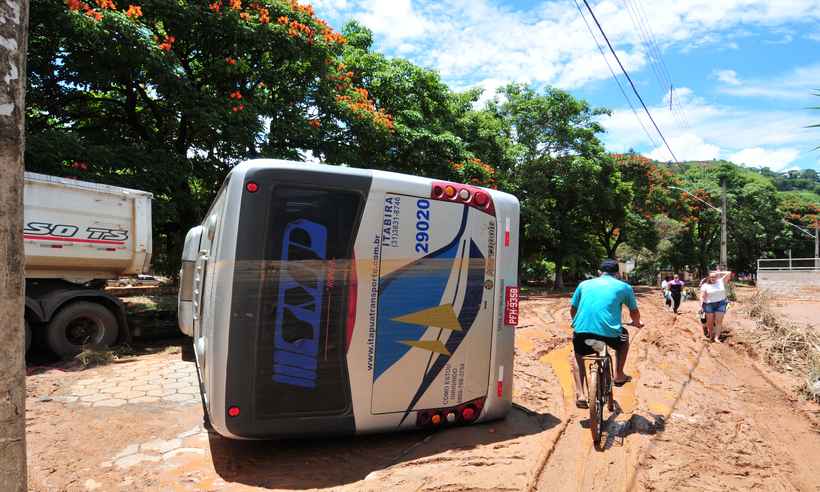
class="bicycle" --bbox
[582,321,641,451]
[582,338,614,451]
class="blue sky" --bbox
[312,0,820,171]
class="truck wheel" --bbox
[46,302,119,359]
[25,320,31,353]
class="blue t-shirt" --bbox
[570,274,638,338]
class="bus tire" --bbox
[46,301,119,359]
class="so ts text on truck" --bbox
[22,172,153,358]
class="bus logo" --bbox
[273,219,327,389]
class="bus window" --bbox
[253,187,361,418]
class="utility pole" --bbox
[815,218,819,269]
[720,178,728,271]
[0,1,29,490]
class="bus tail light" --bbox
[228,406,241,417]
[430,181,495,215]
[245,181,259,193]
[415,397,486,428]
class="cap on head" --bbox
[600,259,619,274]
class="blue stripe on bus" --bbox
[274,350,318,370]
[274,363,316,381]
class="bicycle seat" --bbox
[584,339,608,357]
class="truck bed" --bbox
[23,172,153,283]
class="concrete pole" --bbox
[720,178,728,271]
[0,1,29,490]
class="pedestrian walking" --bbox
[661,276,672,311]
[668,274,685,314]
[700,270,733,343]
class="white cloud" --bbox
[602,87,817,168]
[356,0,432,44]
[647,133,720,162]
[317,0,820,93]
[717,63,820,101]
[727,147,801,171]
[713,69,740,85]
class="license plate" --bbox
[503,286,519,326]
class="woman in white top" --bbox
[660,277,671,311]
[699,270,732,342]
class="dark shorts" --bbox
[572,328,629,356]
[703,299,728,314]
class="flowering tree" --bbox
[26,0,393,272]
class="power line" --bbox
[572,0,658,148]
[625,0,692,131]
[580,0,679,162]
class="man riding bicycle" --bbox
[569,259,643,409]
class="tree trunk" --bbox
[554,256,564,290]
[0,1,29,490]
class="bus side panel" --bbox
[480,190,519,421]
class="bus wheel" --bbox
[46,302,119,359]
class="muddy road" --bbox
[26,288,820,491]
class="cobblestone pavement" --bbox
[58,358,200,408]
[102,425,209,469]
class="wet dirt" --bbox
[25,288,820,491]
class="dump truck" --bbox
[23,172,153,358]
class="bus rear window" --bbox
[254,187,361,418]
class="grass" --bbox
[740,290,820,403]
[74,343,138,368]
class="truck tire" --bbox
[46,301,119,359]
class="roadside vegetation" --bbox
[26,0,819,284]
[741,291,820,403]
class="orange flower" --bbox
[85,9,103,20]
[66,0,87,11]
[239,11,250,20]
[125,4,142,18]
[95,0,116,9]
[229,0,240,10]
[158,35,175,51]
[229,90,242,100]
[308,119,321,129]
[258,7,269,23]
[225,57,237,65]
[209,1,221,12]
[277,15,288,25]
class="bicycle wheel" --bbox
[588,363,603,449]
[606,359,615,412]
